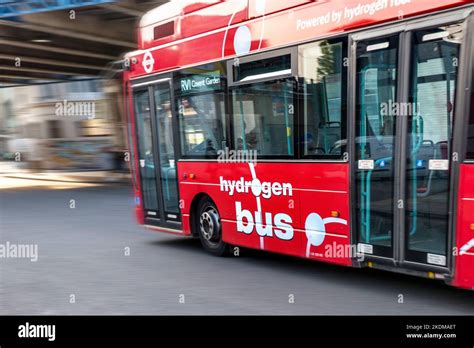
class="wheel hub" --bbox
[200,208,220,242]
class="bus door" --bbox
[352,15,467,270]
[133,78,181,228]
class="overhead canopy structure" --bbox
[0,0,169,86]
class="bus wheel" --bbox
[196,197,228,256]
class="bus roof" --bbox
[126,0,472,79]
[137,0,315,50]
[140,0,222,28]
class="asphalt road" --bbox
[1,180,474,315]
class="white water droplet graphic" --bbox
[234,25,252,56]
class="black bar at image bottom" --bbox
[0,316,473,346]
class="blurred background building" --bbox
[0,0,169,173]
[1,80,122,170]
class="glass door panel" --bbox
[355,36,399,258]
[134,89,159,216]
[404,25,462,266]
[154,84,180,220]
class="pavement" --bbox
[0,161,131,186]
[1,183,474,315]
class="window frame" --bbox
[297,38,348,161]
[174,62,229,160]
[227,47,299,160]
[229,76,299,160]
[463,13,474,163]
[131,86,161,215]
[227,47,298,87]
[133,38,351,163]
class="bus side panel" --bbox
[180,1,248,39]
[298,164,351,266]
[178,162,351,266]
[178,161,303,257]
[248,0,312,19]
[140,0,245,50]
[453,164,474,290]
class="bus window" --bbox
[232,79,295,157]
[175,64,227,158]
[299,40,346,158]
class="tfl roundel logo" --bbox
[142,52,155,73]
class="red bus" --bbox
[124,0,474,290]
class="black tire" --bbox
[195,196,228,257]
